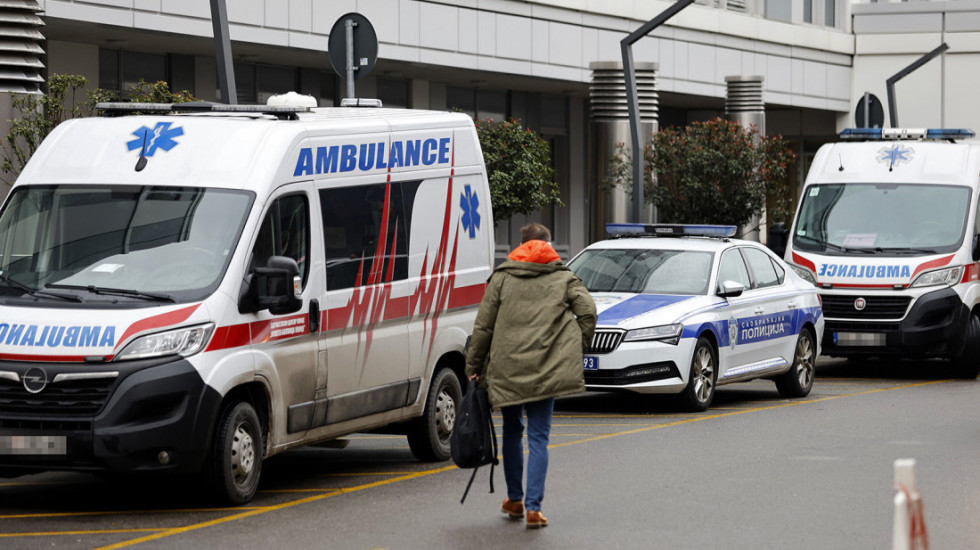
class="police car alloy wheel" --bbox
[681,337,717,412]
[775,329,816,398]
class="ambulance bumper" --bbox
[0,357,221,477]
[821,287,967,358]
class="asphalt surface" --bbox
[2,357,979,549]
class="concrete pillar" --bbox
[588,61,658,242]
[725,75,765,242]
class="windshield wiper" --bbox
[0,273,83,302]
[874,247,939,255]
[46,284,176,303]
[795,234,849,253]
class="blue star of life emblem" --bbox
[459,184,481,239]
[877,144,913,166]
[126,122,184,157]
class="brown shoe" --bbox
[526,510,548,529]
[501,498,524,519]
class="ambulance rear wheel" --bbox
[950,314,980,379]
[679,337,717,412]
[775,328,816,398]
[407,367,461,462]
[209,401,263,505]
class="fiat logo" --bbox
[22,367,48,394]
[854,297,867,311]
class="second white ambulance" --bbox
[785,128,980,377]
[0,98,494,504]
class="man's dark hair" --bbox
[520,223,551,243]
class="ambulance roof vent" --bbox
[340,98,383,108]
[96,102,309,120]
[267,91,317,108]
[840,128,975,142]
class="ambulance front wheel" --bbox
[775,328,816,398]
[678,337,717,412]
[407,367,461,462]
[950,314,980,379]
[209,401,263,505]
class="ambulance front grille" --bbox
[0,378,113,416]
[821,295,911,319]
[588,330,625,355]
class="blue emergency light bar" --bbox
[606,223,737,238]
[840,128,975,141]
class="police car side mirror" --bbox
[239,256,303,315]
[717,280,745,298]
[973,234,980,262]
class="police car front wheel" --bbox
[679,337,717,412]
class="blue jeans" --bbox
[501,398,554,512]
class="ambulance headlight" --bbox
[789,264,816,285]
[623,324,683,345]
[115,324,215,361]
[910,266,963,288]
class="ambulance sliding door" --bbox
[315,180,414,426]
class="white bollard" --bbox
[892,458,929,550]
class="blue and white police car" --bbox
[568,224,824,411]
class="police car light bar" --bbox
[840,128,975,141]
[606,223,737,238]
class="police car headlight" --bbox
[115,323,215,361]
[623,324,683,345]
[789,264,817,285]
[910,266,963,288]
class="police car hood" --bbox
[592,293,698,328]
[791,251,957,287]
[0,302,209,361]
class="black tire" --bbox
[209,401,263,505]
[775,328,816,398]
[407,367,462,461]
[950,314,980,379]
[679,337,717,412]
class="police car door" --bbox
[715,247,758,375]
[736,246,796,370]
[246,184,320,444]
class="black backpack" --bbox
[450,379,498,503]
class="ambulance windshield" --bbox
[793,183,970,256]
[0,185,254,304]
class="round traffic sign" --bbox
[328,13,378,82]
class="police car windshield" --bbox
[569,248,712,295]
[0,185,254,305]
[793,183,970,256]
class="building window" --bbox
[257,65,298,104]
[99,49,167,95]
[377,78,409,108]
[447,86,508,121]
[825,0,836,27]
[804,0,813,23]
[764,0,792,22]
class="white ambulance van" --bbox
[0,99,494,504]
[784,128,980,377]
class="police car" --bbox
[567,224,824,411]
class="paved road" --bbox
[2,358,979,549]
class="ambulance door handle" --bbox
[753,307,765,315]
[787,301,798,310]
[309,299,320,333]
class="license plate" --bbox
[0,435,67,455]
[583,356,598,370]
[833,332,886,346]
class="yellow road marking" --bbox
[2,528,167,537]
[0,507,264,520]
[5,379,948,548]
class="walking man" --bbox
[465,223,597,529]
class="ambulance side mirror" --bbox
[973,234,980,262]
[717,280,745,298]
[239,256,303,315]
